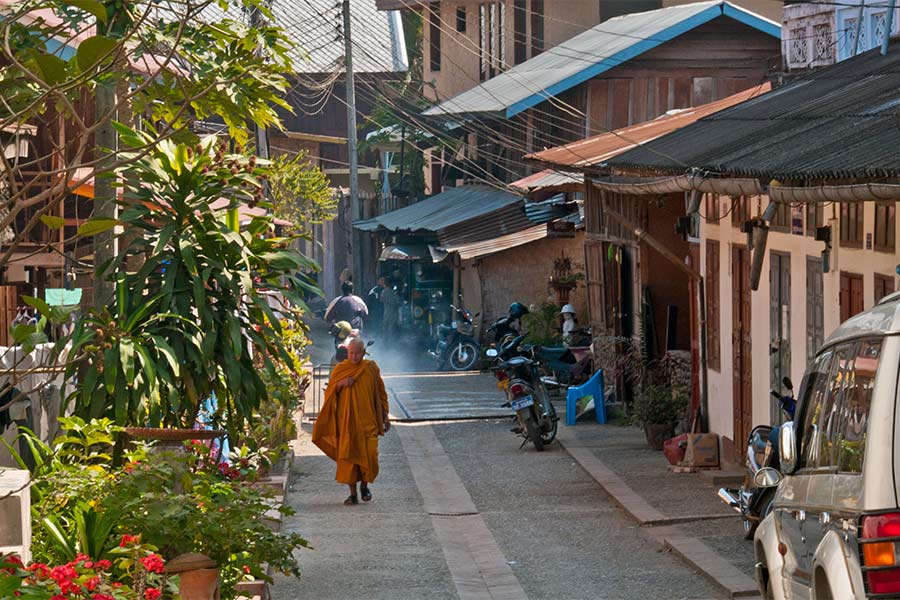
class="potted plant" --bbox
[632,352,690,450]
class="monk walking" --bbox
[312,337,391,505]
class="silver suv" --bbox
[755,292,900,600]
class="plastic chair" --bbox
[565,369,606,426]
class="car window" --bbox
[800,349,834,467]
[812,343,856,469]
[831,339,881,472]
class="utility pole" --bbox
[342,0,361,287]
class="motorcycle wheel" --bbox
[541,405,558,444]
[448,341,479,371]
[743,488,776,540]
[524,412,544,451]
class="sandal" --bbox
[344,495,358,506]
[360,487,372,502]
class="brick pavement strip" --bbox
[556,426,760,599]
[397,423,528,600]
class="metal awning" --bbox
[591,175,763,197]
[437,223,550,261]
[379,244,432,261]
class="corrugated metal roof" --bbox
[510,169,584,192]
[524,195,580,224]
[201,0,407,75]
[353,185,530,242]
[439,223,550,260]
[527,83,771,169]
[423,2,779,119]
[607,44,900,180]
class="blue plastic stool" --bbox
[565,369,606,426]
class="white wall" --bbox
[702,197,899,449]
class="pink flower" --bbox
[144,588,162,600]
[140,554,166,574]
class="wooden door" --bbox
[732,245,752,456]
[769,252,791,424]
[839,271,864,323]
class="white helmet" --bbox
[560,304,576,316]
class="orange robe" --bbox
[312,359,389,484]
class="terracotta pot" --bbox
[643,423,674,451]
[166,553,220,600]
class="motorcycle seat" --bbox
[538,346,575,363]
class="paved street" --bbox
[275,366,733,600]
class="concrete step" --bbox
[699,467,745,485]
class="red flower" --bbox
[120,534,141,547]
[95,560,112,570]
[92,594,115,600]
[74,553,90,563]
[243,565,251,574]
[140,554,166,574]
[4,555,22,566]
[50,595,66,600]
[144,587,162,600]
[25,563,50,579]
[49,564,77,583]
[85,576,100,591]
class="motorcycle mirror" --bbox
[473,312,480,318]
[753,467,783,489]
[366,340,376,347]
[485,348,498,358]
[782,376,793,391]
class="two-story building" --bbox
[594,43,900,463]
[416,1,781,186]
[781,0,900,73]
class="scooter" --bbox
[717,377,795,539]
[486,335,559,451]
[429,303,481,371]
[530,327,593,390]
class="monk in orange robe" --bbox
[312,337,390,505]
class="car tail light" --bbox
[860,512,900,595]
[509,383,527,397]
[494,370,509,381]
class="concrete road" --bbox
[274,370,726,600]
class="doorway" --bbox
[769,252,791,425]
[732,245,752,457]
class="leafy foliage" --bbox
[268,152,336,237]
[64,128,315,435]
[1,0,294,144]
[521,301,563,346]
[5,418,308,598]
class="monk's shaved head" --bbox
[347,337,366,363]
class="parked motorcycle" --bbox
[717,377,795,539]
[486,334,559,451]
[486,301,529,348]
[429,303,481,371]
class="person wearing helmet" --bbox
[508,302,529,320]
[560,304,578,340]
